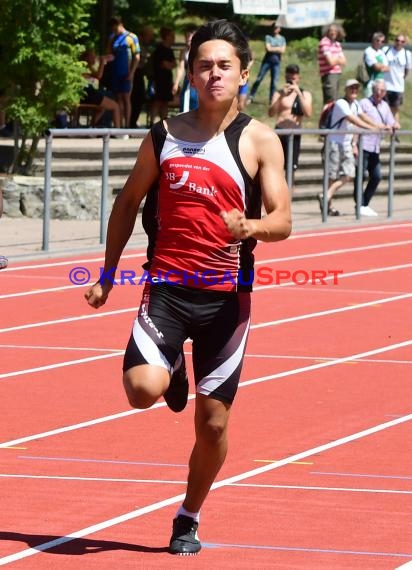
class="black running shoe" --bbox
[163,354,189,413]
[169,515,201,555]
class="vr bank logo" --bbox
[169,170,189,189]
[168,170,217,197]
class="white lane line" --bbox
[0,344,121,353]
[0,352,124,380]
[289,222,412,240]
[254,239,412,266]
[239,340,412,389]
[0,284,88,299]
[395,562,412,569]
[231,483,412,495]
[244,353,412,365]
[0,400,175,449]
[254,263,412,291]
[4,222,412,272]
[2,345,410,366]
[1,342,411,367]
[2,239,412,300]
[0,474,186,485]
[2,291,411,380]
[1,474,410,495]
[251,292,412,329]
[1,339,411,449]
[2,252,145,272]
[0,412,411,565]
[0,307,138,334]
[2,258,409,308]
[2,263,412,334]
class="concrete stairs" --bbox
[32,136,412,200]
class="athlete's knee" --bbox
[123,381,156,409]
[122,365,168,409]
[197,411,229,445]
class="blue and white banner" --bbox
[277,0,335,28]
[232,0,286,14]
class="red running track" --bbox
[0,221,412,568]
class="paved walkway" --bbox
[2,191,411,263]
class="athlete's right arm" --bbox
[85,133,160,309]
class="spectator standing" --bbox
[318,23,347,104]
[320,79,385,217]
[363,32,389,97]
[354,79,398,216]
[172,24,199,113]
[130,25,157,128]
[107,16,140,128]
[150,27,177,124]
[248,22,286,104]
[383,34,412,123]
[268,63,312,192]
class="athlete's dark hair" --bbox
[188,20,251,73]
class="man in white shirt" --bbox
[364,32,389,97]
[319,79,386,217]
[383,34,412,122]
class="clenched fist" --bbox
[220,209,256,240]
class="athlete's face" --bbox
[189,40,248,104]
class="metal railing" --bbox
[279,126,410,222]
[43,127,148,251]
[42,127,412,251]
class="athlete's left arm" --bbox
[221,123,291,242]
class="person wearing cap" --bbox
[248,21,286,104]
[354,79,398,216]
[320,78,387,217]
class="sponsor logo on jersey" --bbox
[182,147,205,155]
[169,170,189,189]
[188,182,217,197]
[168,170,218,196]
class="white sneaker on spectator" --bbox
[360,206,378,217]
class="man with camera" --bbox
[268,63,312,193]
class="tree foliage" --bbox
[0,0,94,173]
[337,0,396,40]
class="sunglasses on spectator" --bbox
[395,39,405,43]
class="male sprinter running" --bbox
[85,20,291,556]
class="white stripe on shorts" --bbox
[196,316,250,396]
[132,319,171,371]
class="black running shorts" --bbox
[123,283,251,403]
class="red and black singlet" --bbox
[142,113,262,292]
